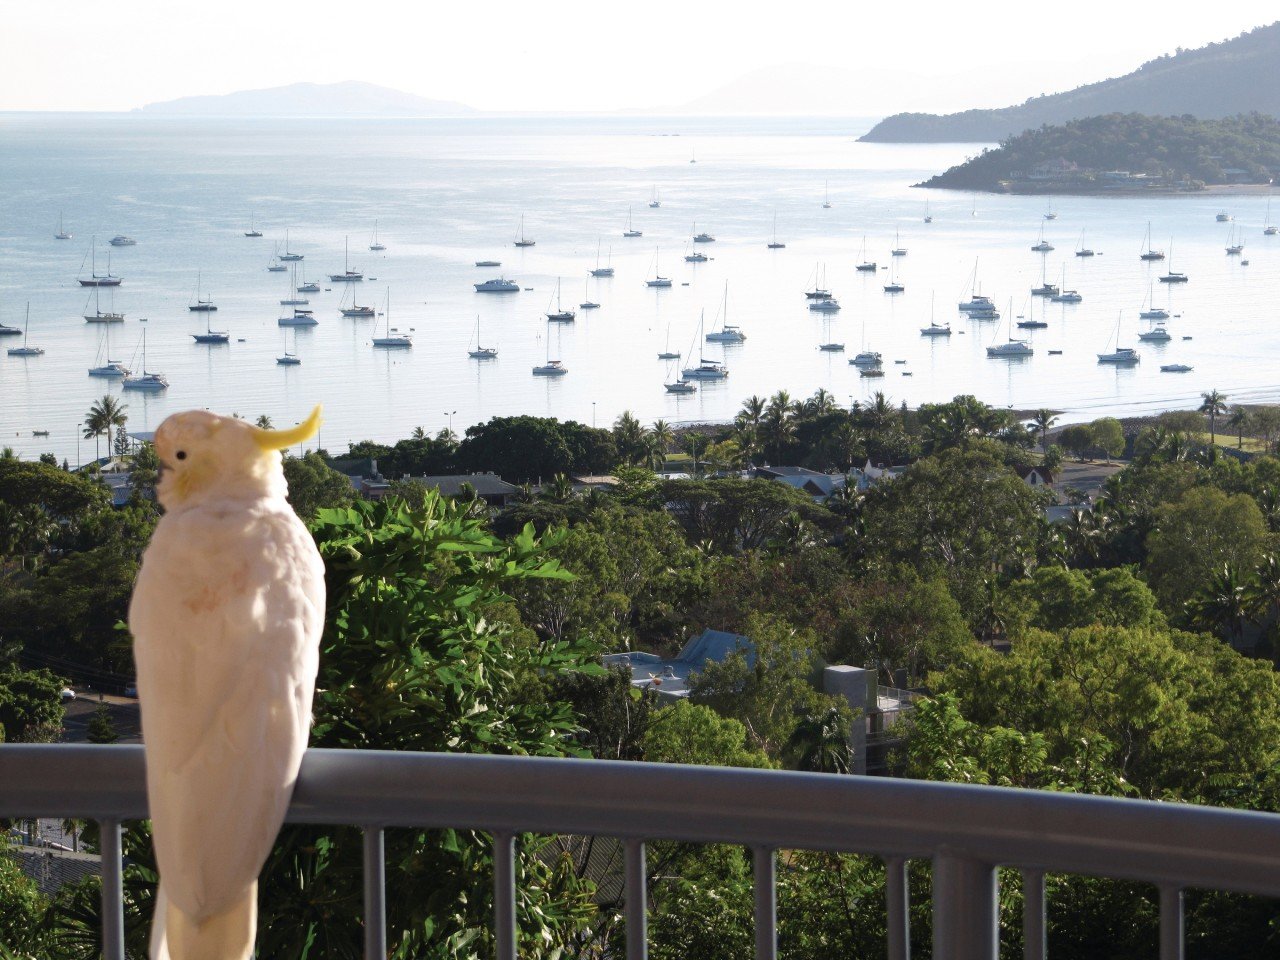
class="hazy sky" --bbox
[4,2,1277,114]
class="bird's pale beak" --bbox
[250,405,323,452]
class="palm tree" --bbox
[540,473,575,503]
[785,708,851,774]
[1228,406,1251,449]
[765,390,795,421]
[613,411,647,465]
[1245,555,1280,625]
[1032,409,1057,453]
[83,395,128,464]
[737,395,766,430]
[647,419,675,470]
[411,426,427,441]
[1186,563,1250,645]
[255,415,274,430]
[804,388,838,418]
[1199,390,1228,445]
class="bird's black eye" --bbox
[175,451,187,461]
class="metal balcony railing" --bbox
[5,744,1280,960]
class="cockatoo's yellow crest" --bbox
[154,406,322,511]
[249,405,323,452]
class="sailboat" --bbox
[278,306,319,327]
[532,330,567,376]
[681,311,728,380]
[78,241,122,287]
[807,264,837,309]
[645,248,672,288]
[514,216,535,247]
[591,242,615,277]
[579,279,600,310]
[986,300,1033,358]
[767,211,785,249]
[1139,222,1165,260]
[1159,242,1189,283]
[623,207,642,238]
[188,270,218,311]
[1097,312,1140,364]
[281,263,309,306]
[369,220,386,252]
[55,213,72,240]
[883,258,904,294]
[468,315,498,359]
[849,305,881,370]
[1225,224,1245,256]
[1075,229,1095,257]
[1265,195,1278,235]
[923,200,933,224]
[1043,201,1057,220]
[891,230,907,257]
[329,237,364,282]
[277,327,302,365]
[84,285,125,323]
[822,181,832,209]
[818,301,844,350]
[339,283,375,317]
[920,293,951,337]
[1031,223,1053,252]
[6,304,43,356]
[664,357,697,393]
[657,320,680,360]
[279,230,303,261]
[1031,260,1059,297]
[855,237,876,272]
[705,282,745,343]
[1016,294,1048,329]
[244,217,263,238]
[192,311,230,345]
[649,186,661,209]
[297,263,321,293]
[372,291,412,348]
[267,242,288,272]
[546,279,575,322]
[1139,282,1170,321]
[122,331,169,391]
[88,325,129,378]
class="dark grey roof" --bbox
[755,465,827,479]
[415,473,518,497]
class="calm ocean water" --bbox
[1,114,1277,463]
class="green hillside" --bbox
[918,113,1280,193]
[862,23,1280,143]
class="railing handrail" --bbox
[5,744,1280,899]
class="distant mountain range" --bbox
[861,22,1280,143]
[138,81,477,118]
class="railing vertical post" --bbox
[753,846,777,960]
[933,853,998,960]
[99,818,125,960]
[624,839,648,960]
[362,826,386,959]
[1159,886,1184,960]
[492,832,517,960]
[886,857,910,960]
[1022,870,1046,960]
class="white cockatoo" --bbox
[129,407,326,960]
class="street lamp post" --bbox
[444,410,456,435]
[592,402,597,429]
[76,423,82,472]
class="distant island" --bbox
[861,22,1280,143]
[138,81,477,118]
[917,113,1280,194]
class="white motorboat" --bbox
[850,351,882,367]
[475,277,520,293]
[664,379,697,394]
[1051,289,1082,303]
[1161,363,1193,372]
[809,298,841,312]
[278,308,319,327]
[987,339,1033,358]
[532,359,567,377]
[476,260,502,267]
[109,235,137,246]
[1137,323,1172,342]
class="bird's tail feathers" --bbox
[150,880,256,960]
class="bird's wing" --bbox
[130,503,324,920]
